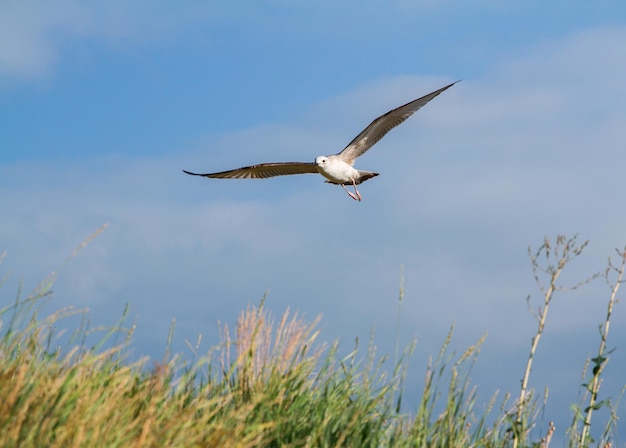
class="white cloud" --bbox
[0,1,219,78]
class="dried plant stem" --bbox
[514,252,561,448]
[394,264,404,366]
[513,235,597,448]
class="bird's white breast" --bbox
[316,156,359,183]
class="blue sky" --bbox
[2,1,626,443]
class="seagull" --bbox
[184,81,457,201]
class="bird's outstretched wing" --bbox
[337,81,458,165]
[183,162,318,179]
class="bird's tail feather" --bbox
[324,171,379,185]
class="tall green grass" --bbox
[0,234,623,447]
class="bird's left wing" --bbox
[337,81,458,165]
[183,161,318,179]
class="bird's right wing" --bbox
[183,162,318,179]
[337,81,458,165]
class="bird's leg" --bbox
[341,183,360,201]
[351,178,362,201]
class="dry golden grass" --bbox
[219,298,323,393]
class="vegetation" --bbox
[0,234,623,447]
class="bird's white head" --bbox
[315,156,328,166]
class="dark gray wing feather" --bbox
[337,81,458,164]
[183,162,318,179]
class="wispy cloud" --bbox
[0,1,220,78]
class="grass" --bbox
[0,233,623,447]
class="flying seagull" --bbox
[184,81,457,201]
